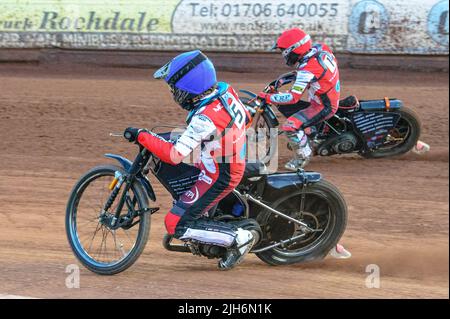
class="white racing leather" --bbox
[174,114,217,157]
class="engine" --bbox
[199,244,226,259]
[317,132,358,156]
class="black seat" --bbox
[339,95,359,108]
[244,161,268,178]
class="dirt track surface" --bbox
[0,64,448,299]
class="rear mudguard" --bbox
[359,98,403,111]
[262,171,322,202]
[104,153,156,201]
[239,89,279,127]
[351,99,403,149]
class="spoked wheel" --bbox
[362,107,421,158]
[255,180,347,265]
[242,97,278,164]
[66,165,151,275]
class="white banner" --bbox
[0,0,448,54]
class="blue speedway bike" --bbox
[66,130,347,275]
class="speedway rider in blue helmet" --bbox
[123,50,254,270]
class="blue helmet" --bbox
[153,50,217,110]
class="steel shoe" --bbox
[218,229,254,270]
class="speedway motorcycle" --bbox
[66,131,347,275]
[241,71,424,164]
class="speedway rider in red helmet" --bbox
[123,50,254,270]
[258,28,341,170]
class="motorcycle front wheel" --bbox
[66,165,151,275]
[241,97,278,164]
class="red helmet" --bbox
[273,28,312,66]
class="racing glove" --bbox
[257,92,270,104]
[123,127,146,143]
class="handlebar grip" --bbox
[124,131,132,140]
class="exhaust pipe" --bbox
[162,234,191,253]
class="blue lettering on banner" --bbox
[427,0,449,46]
[348,0,389,46]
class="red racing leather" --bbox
[137,132,184,165]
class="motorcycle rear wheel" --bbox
[361,107,421,159]
[255,180,347,266]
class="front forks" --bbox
[101,173,133,229]
[101,148,146,227]
[111,179,133,228]
[103,171,123,210]
[101,148,156,230]
[251,109,262,130]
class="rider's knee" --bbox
[281,125,297,132]
[281,120,301,132]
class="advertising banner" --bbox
[0,0,448,54]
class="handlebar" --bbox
[109,131,147,154]
[109,133,123,137]
[265,70,297,92]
